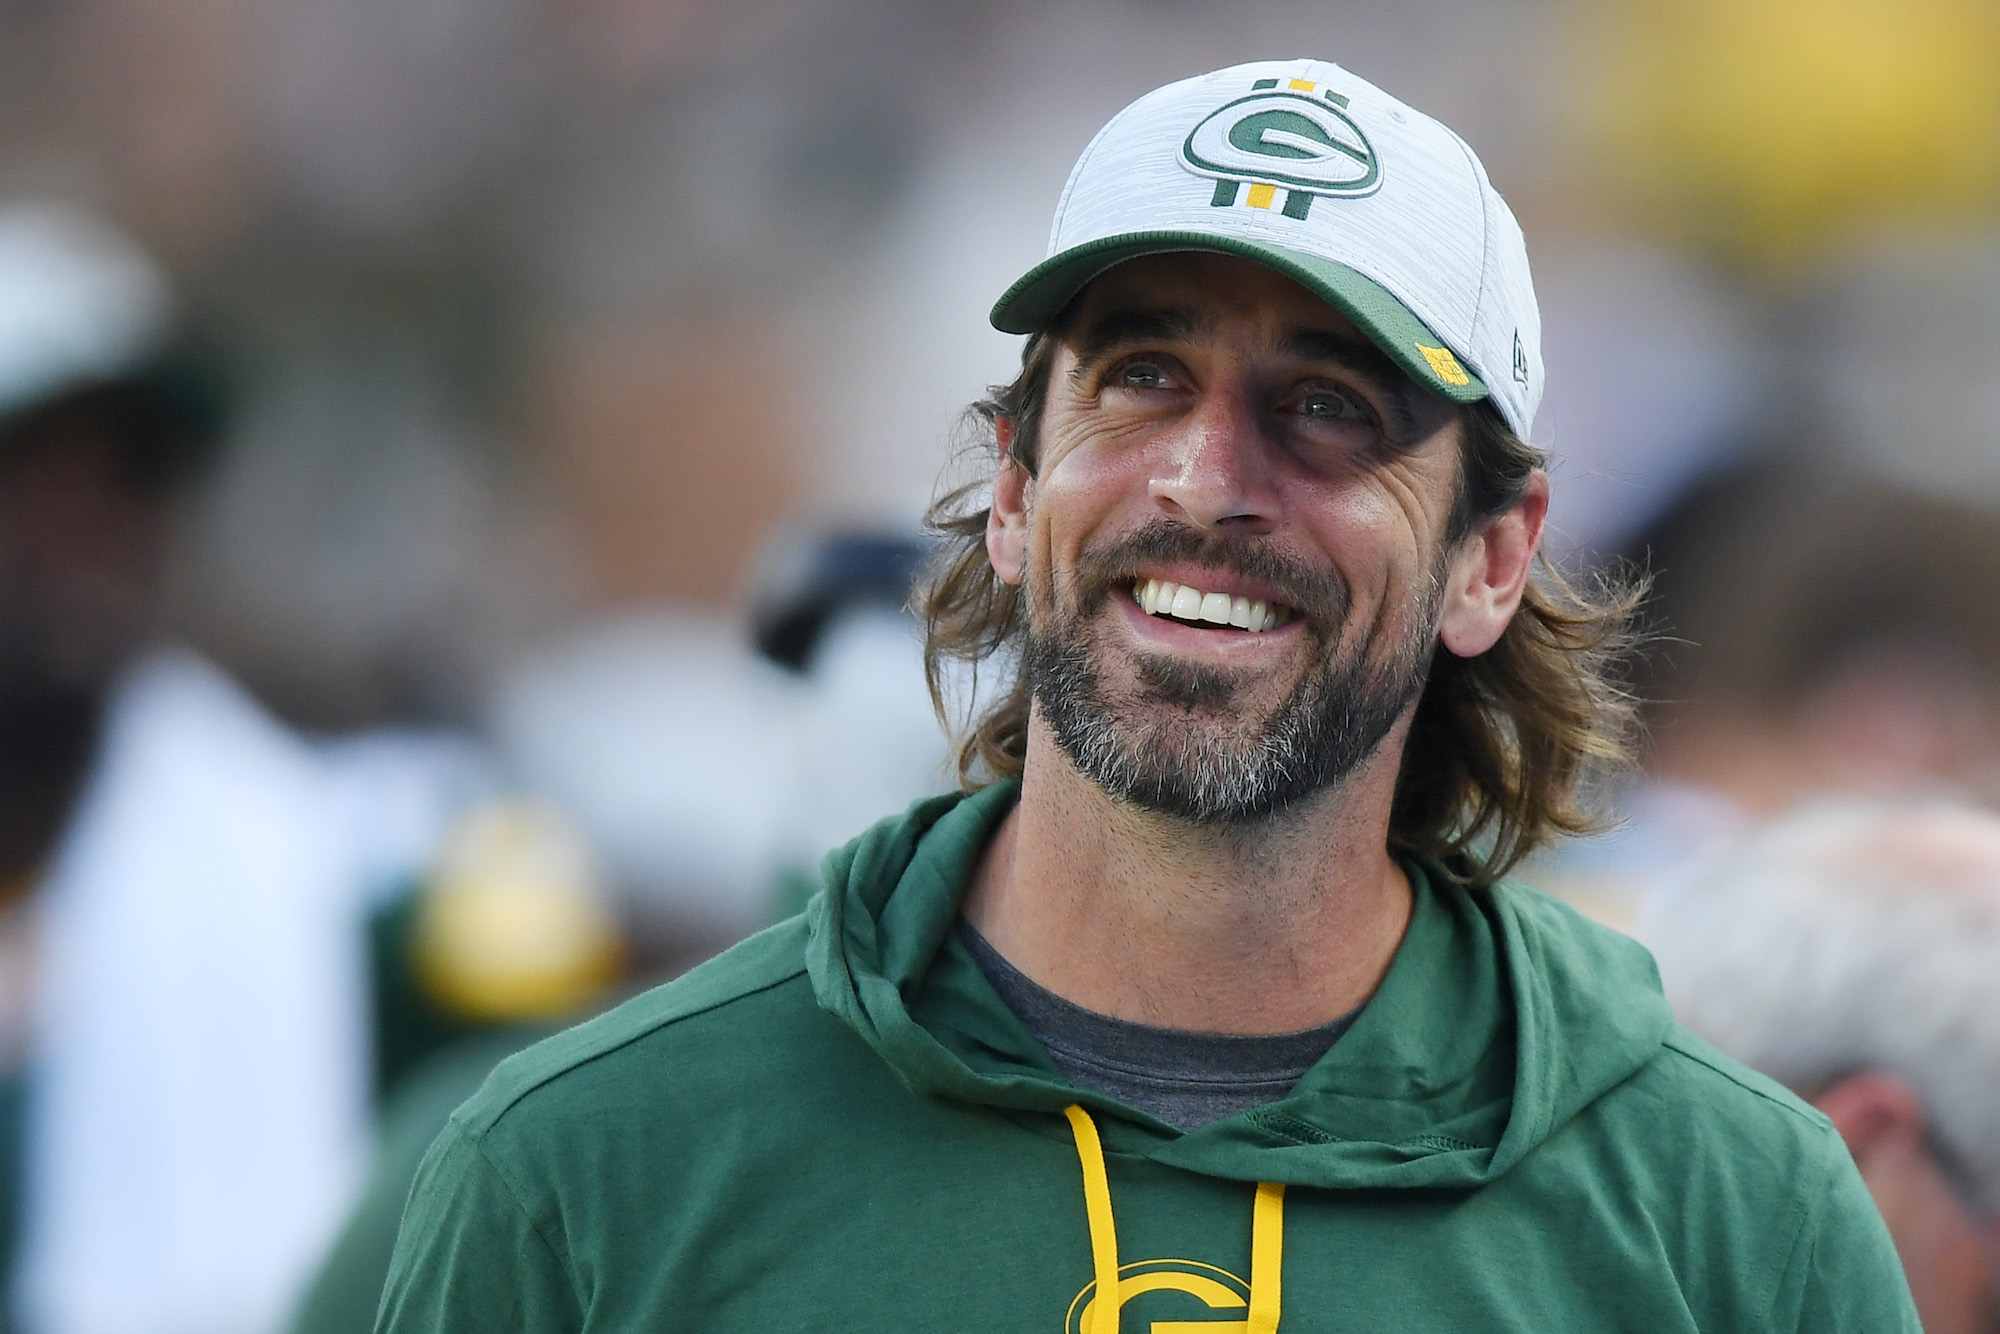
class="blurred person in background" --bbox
[1536,466,2000,924]
[1648,799,2000,1334]
[487,528,950,959]
[1639,470,2000,808]
[0,200,576,1334]
[291,801,623,1334]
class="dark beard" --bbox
[1023,519,1439,826]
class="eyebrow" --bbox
[1069,307,1211,370]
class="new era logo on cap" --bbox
[990,59,1544,439]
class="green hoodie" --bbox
[378,784,1917,1333]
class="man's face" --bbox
[989,253,1476,824]
[0,404,167,711]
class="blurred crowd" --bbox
[3,0,2000,1330]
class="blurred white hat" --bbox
[0,201,173,419]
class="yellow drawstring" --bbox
[1064,1104,1285,1334]
[1247,1181,1285,1334]
[1064,1106,1123,1334]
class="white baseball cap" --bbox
[0,201,172,420]
[991,58,1544,439]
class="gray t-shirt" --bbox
[959,922,1359,1132]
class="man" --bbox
[1647,799,2000,1334]
[380,59,1916,1331]
[0,202,377,1334]
[0,201,494,1334]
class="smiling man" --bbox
[378,60,1918,1333]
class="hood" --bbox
[807,783,1672,1192]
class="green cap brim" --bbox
[989,232,1488,405]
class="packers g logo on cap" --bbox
[1064,1259,1253,1333]
[1179,76,1381,220]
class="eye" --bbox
[1298,386,1369,422]
[1109,358,1174,391]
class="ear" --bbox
[1814,1071,1930,1163]
[985,415,1030,587]
[1437,468,1548,658]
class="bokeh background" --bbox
[17,0,2000,827]
[10,0,2000,1330]
[14,0,1994,728]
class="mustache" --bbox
[1067,518,1350,628]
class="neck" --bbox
[962,712,1415,1034]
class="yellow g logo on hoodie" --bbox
[1064,1259,1253,1333]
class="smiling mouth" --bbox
[1129,578,1295,633]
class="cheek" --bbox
[1038,413,1163,494]
[1028,431,1155,559]
[1301,483,1432,581]
[1295,480,1454,647]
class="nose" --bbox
[1147,380,1278,534]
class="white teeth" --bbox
[1131,579,1291,633]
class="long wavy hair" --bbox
[916,327,1647,885]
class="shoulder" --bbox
[1649,1032,1918,1328]
[1597,1033,1917,1329]
[1654,1025,1827,1126]
[1636,1023,1842,1163]
[446,913,825,1141]
[376,923,830,1334]
[1490,880,1852,1208]
[1492,887,1907,1325]
[1496,877,1834,1145]
[1631,1023,1863,1215]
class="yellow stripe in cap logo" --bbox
[1183,76,1380,218]
[1416,343,1470,386]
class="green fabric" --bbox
[378,784,1919,1333]
[290,1029,541,1334]
[0,1071,25,1334]
[367,887,487,1105]
[987,232,1491,406]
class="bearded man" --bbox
[378,59,1917,1333]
